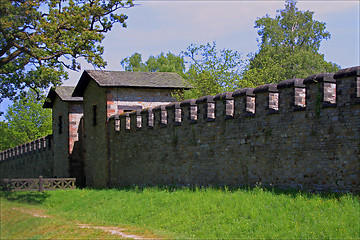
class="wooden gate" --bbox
[0,176,76,192]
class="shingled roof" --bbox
[72,70,191,97]
[43,86,83,108]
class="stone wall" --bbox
[69,103,83,154]
[0,98,84,180]
[68,103,85,186]
[82,80,108,187]
[106,87,179,116]
[0,135,53,178]
[84,83,182,187]
[1,66,359,192]
[105,67,359,192]
[52,96,70,177]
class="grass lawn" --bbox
[0,200,131,239]
[1,186,359,239]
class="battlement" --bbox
[0,135,53,162]
[108,66,359,132]
[1,66,359,191]
[103,66,359,192]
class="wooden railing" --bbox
[0,176,76,192]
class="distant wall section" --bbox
[0,135,53,178]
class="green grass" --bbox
[1,186,359,239]
[0,200,128,239]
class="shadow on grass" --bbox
[0,191,49,204]
[86,184,360,200]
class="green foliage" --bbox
[121,52,185,74]
[0,90,52,150]
[243,0,339,86]
[121,52,145,71]
[122,42,245,100]
[1,187,359,239]
[0,0,134,101]
[179,42,244,99]
[175,70,223,100]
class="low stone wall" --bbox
[0,135,54,178]
[104,67,359,192]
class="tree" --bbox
[121,52,145,72]
[242,0,339,86]
[0,90,52,150]
[183,42,243,88]
[176,70,223,100]
[122,42,245,100]
[121,52,185,74]
[0,0,134,102]
[179,42,245,99]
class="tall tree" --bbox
[180,42,244,99]
[242,0,339,86]
[122,42,245,100]
[121,52,185,74]
[0,0,134,102]
[0,90,52,150]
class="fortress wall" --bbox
[68,104,85,185]
[82,80,108,187]
[106,67,360,192]
[87,86,184,187]
[0,135,53,178]
[106,87,178,116]
[52,97,70,177]
[69,103,84,154]
[1,66,359,192]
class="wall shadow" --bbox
[0,191,49,204]
[86,184,359,200]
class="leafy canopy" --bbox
[121,52,185,74]
[243,0,339,86]
[0,90,52,150]
[0,0,134,101]
[121,42,245,100]
[180,42,244,99]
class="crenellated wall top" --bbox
[253,83,278,93]
[233,88,254,97]
[334,66,360,79]
[0,135,53,162]
[196,95,215,104]
[277,78,305,89]
[214,92,234,100]
[303,73,335,84]
[107,66,359,132]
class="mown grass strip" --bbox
[0,200,128,239]
[1,186,359,239]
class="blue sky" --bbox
[63,0,359,85]
[0,0,359,116]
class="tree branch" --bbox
[0,40,14,58]
[0,49,23,68]
[38,51,67,61]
